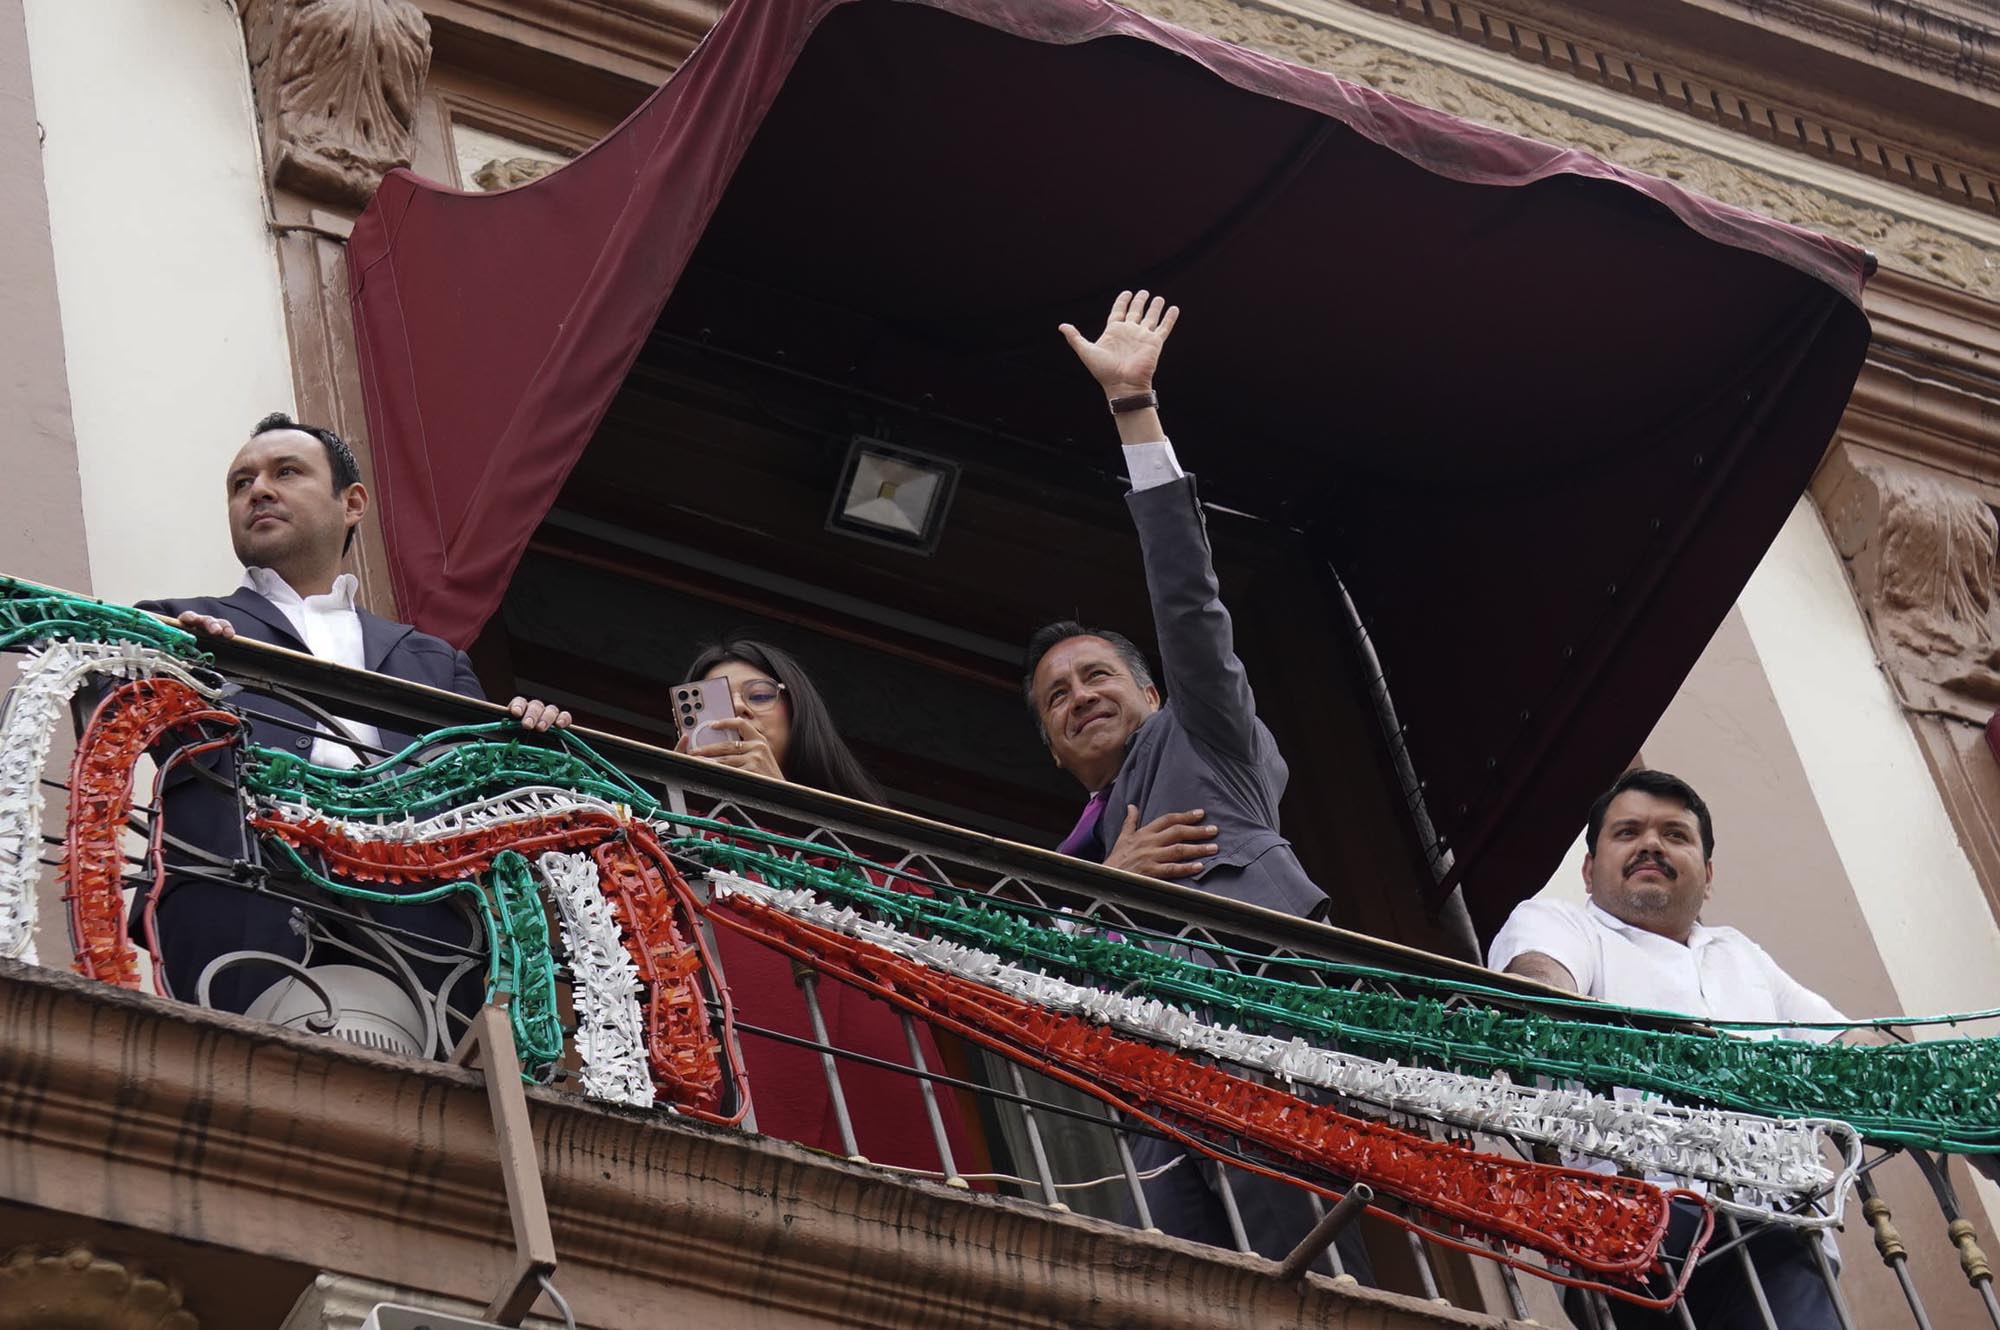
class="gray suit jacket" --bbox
[1090,476,1326,919]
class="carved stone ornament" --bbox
[242,0,433,208]
[472,156,564,192]
[1140,0,2000,299]
[1819,449,2000,721]
[0,1247,198,1330]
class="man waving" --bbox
[1024,292,1365,1279]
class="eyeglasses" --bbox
[738,679,788,711]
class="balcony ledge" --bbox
[0,959,1517,1329]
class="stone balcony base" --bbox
[0,960,1514,1329]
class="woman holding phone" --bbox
[673,639,978,1176]
[675,639,884,802]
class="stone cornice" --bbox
[1845,268,2000,491]
[419,0,718,88]
[1336,0,2000,216]
[1691,0,2000,96]
[0,961,1499,1330]
[1149,0,2000,298]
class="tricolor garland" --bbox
[0,639,218,964]
[10,575,2000,1305]
[704,869,1860,1227]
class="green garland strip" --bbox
[0,576,199,656]
[680,839,2000,1152]
[486,851,564,1075]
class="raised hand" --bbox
[1059,289,1180,398]
[1103,805,1218,881]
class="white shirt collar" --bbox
[241,566,359,610]
[1583,897,1715,950]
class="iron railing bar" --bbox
[1404,1228,1442,1301]
[903,1013,963,1186]
[720,1017,1174,1136]
[1210,1162,1255,1255]
[1857,1171,1936,1330]
[1719,1212,1780,1330]
[1810,1232,1861,1330]
[227,701,403,760]
[795,970,859,1158]
[1005,1061,1063,1207]
[1104,1104,1155,1232]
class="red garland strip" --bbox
[250,808,621,882]
[592,830,733,1119]
[706,890,1707,1297]
[250,807,746,1124]
[64,677,239,986]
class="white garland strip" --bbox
[710,871,1862,1227]
[535,851,654,1107]
[0,641,217,964]
[254,785,632,844]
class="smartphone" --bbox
[670,678,736,749]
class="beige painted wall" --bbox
[0,0,87,592]
[22,0,296,607]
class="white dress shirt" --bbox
[1490,897,1846,1253]
[1488,898,1846,1035]
[1122,439,1185,491]
[240,567,383,769]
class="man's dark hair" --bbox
[1021,620,1156,738]
[1584,768,1715,861]
[253,412,362,551]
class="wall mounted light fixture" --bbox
[825,437,960,555]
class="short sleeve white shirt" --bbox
[1488,898,1847,1256]
[1488,898,1845,1037]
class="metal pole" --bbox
[1911,1149,2000,1330]
[902,1015,964,1187]
[1102,1105,1155,1231]
[1405,1228,1443,1302]
[1210,1163,1254,1255]
[451,1002,558,1326]
[1276,1184,1373,1281]
[1719,1213,1780,1330]
[796,968,861,1159]
[1004,1062,1063,1207]
[1809,1232,1860,1330]
[1305,1193,1348,1279]
[1857,1170,1937,1330]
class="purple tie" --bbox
[1057,790,1108,857]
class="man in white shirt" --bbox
[1489,768,1846,1329]
[135,412,570,1014]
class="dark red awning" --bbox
[349,0,1870,934]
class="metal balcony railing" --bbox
[5,575,1999,1330]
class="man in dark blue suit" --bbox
[1025,292,1370,1281]
[135,412,568,1016]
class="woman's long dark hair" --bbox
[682,639,886,805]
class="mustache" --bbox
[1624,851,1676,880]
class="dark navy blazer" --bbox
[132,587,486,1013]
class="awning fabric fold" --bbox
[348,0,1871,933]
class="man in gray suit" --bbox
[1023,290,1369,1280]
[1027,290,1323,918]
